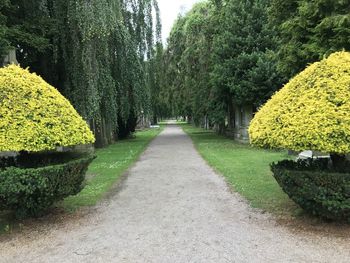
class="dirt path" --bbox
[1,125,349,262]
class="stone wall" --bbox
[2,49,18,67]
[226,104,254,143]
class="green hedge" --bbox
[0,151,93,169]
[271,160,350,221]
[0,155,95,218]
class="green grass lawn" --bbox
[158,120,187,125]
[0,127,162,234]
[181,124,300,217]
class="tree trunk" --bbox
[152,115,157,125]
[188,115,193,124]
[227,100,234,130]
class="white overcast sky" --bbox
[158,0,202,44]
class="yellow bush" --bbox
[0,65,95,152]
[249,51,350,154]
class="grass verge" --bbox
[158,120,187,125]
[0,127,163,234]
[181,124,300,217]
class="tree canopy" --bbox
[158,0,282,127]
[270,0,350,78]
[156,0,350,132]
[0,0,161,146]
[0,1,10,57]
[2,0,350,144]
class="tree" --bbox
[0,0,11,58]
[270,0,350,78]
[2,0,161,146]
[147,42,164,124]
[162,14,190,118]
[160,0,282,130]
[211,0,282,107]
[146,0,163,124]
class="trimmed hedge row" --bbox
[0,151,92,169]
[271,160,350,221]
[0,155,95,218]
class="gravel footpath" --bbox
[0,125,349,263]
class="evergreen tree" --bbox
[160,0,282,130]
[211,0,282,108]
[0,0,10,58]
[270,0,350,78]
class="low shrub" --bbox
[271,160,350,221]
[0,155,95,218]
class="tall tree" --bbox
[160,0,282,130]
[162,2,216,124]
[2,0,162,146]
[0,0,10,58]
[211,0,282,108]
[270,0,350,78]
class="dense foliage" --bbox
[162,0,281,126]
[2,0,349,138]
[0,1,10,57]
[270,0,350,78]
[0,155,94,218]
[0,0,161,146]
[0,65,95,218]
[158,0,350,131]
[158,0,282,127]
[271,160,350,221]
[0,65,95,152]
[249,52,350,154]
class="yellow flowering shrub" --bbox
[0,65,95,152]
[249,51,350,154]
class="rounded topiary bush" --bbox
[0,65,95,152]
[249,51,350,154]
[249,51,350,220]
[0,65,95,218]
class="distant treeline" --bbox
[156,0,350,129]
